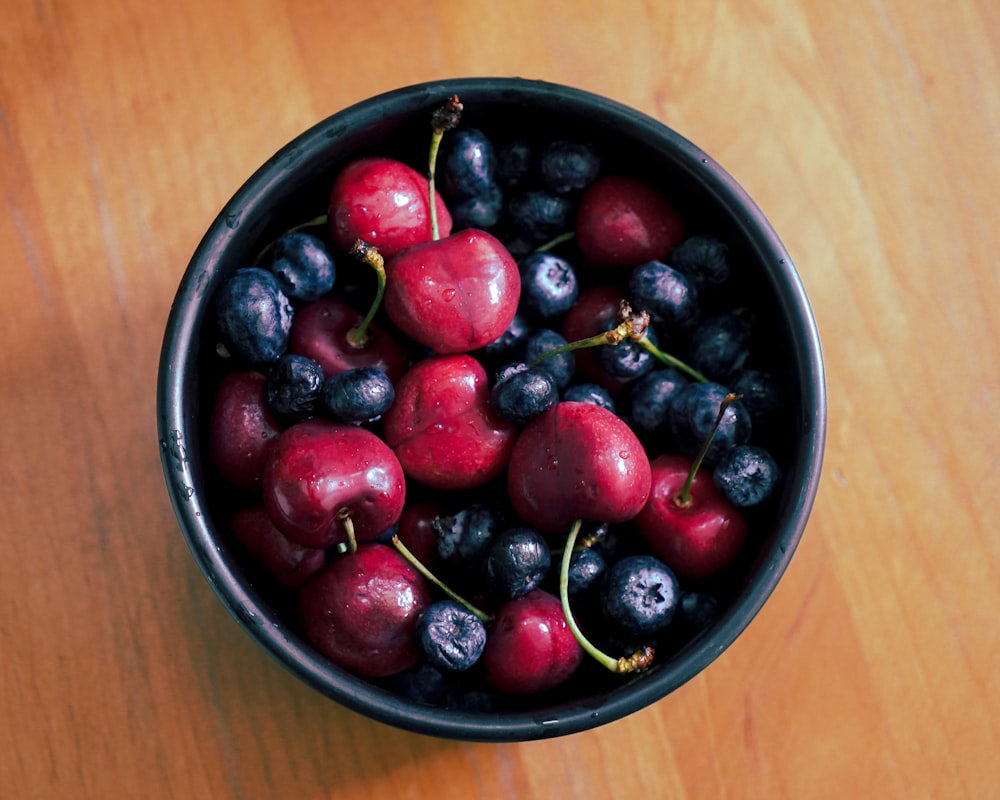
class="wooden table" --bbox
[2,1,997,797]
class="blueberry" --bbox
[433,503,504,573]
[270,232,335,302]
[518,252,579,319]
[538,140,601,193]
[264,354,324,421]
[414,600,488,672]
[628,260,700,334]
[450,182,504,230]
[593,324,659,380]
[566,547,606,596]
[600,555,679,639]
[562,382,616,413]
[215,267,294,364]
[442,128,495,199]
[523,328,575,389]
[679,591,721,631]
[479,311,532,361]
[321,366,395,423]
[712,444,781,507]
[495,138,536,189]
[669,234,732,294]
[388,662,448,705]
[668,381,752,467]
[507,189,574,244]
[730,369,783,426]
[490,362,558,424]
[688,312,752,382]
[628,368,690,433]
[484,526,551,600]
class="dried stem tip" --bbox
[431,95,463,133]
[616,300,650,341]
[617,645,656,674]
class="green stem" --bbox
[346,240,387,348]
[635,336,709,383]
[535,231,575,253]
[675,392,740,506]
[391,535,493,624]
[427,95,463,242]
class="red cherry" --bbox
[286,297,409,382]
[227,504,326,588]
[560,285,633,392]
[297,543,432,678]
[382,354,517,490]
[480,589,583,694]
[383,229,520,354]
[506,401,652,535]
[393,501,445,569]
[574,175,685,270]
[208,370,283,492]
[328,156,452,259]
[635,454,748,579]
[262,418,406,549]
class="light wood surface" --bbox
[2,1,998,797]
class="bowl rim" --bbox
[157,76,827,742]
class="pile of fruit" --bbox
[203,96,786,709]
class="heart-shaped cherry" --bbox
[382,354,517,490]
[506,401,652,534]
[480,588,583,694]
[227,504,326,588]
[297,542,432,678]
[262,418,406,549]
[328,156,453,259]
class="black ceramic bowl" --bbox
[157,77,826,741]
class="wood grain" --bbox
[2,0,997,797]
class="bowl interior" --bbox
[158,78,826,741]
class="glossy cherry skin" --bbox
[574,176,686,270]
[392,500,445,569]
[635,454,748,579]
[328,156,452,258]
[480,589,583,695]
[382,354,517,490]
[227,504,326,588]
[208,370,283,492]
[560,285,633,392]
[262,419,406,549]
[297,543,432,678]
[506,401,652,535]
[286,297,409,383]
[383,229,520,354]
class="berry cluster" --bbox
[205,96,784,707]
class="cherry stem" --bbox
[674,392,741,508]
[252,214,329,266]
[535,231,575,253]
[335,509,358,554]
[527,299,708,383]
[346,239,387,348]
[427,95,463,242]
[391,535,493,624]
[559,519,655,674]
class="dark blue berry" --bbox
[270,232,335,302]
[414,600,488,672]
[215,267,294,364]
[628,368,690,433]
[730,369,783,426]
[628,260,700,334]
[669,234,732,293]
[495,139,536,189]
[264,354,324,421]
[433,504,503,573]
[668,381,752,467]
[679,591,720,630]
[538,140,601,193]
[518,252,579,319]
[523,328,575,389]
[484,526,551,600]
[507,189,574,244]
[450,182,504,230]
[594,324,659,380]
[688,312,752,382]
[562,382,616,413]
[388,662,448,705]
[566,547,606,596]
[321,365,395,423]
[712,444,781,507]
[442,128,495,199]
[479,311,532,361]
[490,362,558,424]
[600,554,679,639]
